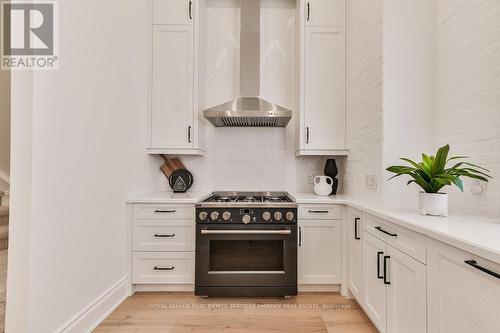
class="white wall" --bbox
[382,0,436,206]
[7,0,162,331]
[180,0,343,194]
[0,65,9,191]
[344,0,384,200]
[436,0,500,218]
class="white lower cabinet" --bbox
[298,218,341,285]
[130,204,196,289]
[427,240,500,333]
[361,229,426,333]
[386,245,427,333]
[346,208,362,300]
[362,231,388,332]
[132,252,195,284]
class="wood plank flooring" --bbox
[95,293,378,333]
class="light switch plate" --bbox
[365,175,378,190]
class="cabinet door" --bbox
[298,219,341,284]
[151,25,194,149]
[428,240,500,333]
[304,27,345,150]
[386,246,427,333]
[153,0,194,25]
[347,209,362,301]
[362,231,387,333]
[304,0,345,27]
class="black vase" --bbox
[324,159,339,195]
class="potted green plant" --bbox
[386,145,492,217]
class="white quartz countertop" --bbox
[291,192,500,265]
[126,191,211,204]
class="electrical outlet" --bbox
[307,175,314,184]
[365,175,378,190]
[470,179,487,195]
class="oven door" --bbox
[196,224,297,288]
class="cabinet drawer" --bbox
[133,204,194,219]
[299,205,341,220]
[133,219,194,252]
[132,252,195,284]
[363,213,426,264]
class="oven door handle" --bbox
[200,229,292,235]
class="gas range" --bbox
[195,191,298,297]
[196,191,298,224]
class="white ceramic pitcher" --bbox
[314,176,333,196]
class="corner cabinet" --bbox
[296,0,347,156]
[148,0,206,156]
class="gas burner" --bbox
[197,192,297,209]
[238,196,258,202]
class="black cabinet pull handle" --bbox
[154,266,175,271]
[308,210,328,213]
[306,127,310,144]
[354,217,361,240]
[299,226,302,247]
[375,226,397,237]
[307,2,310,21]
[465,260,500,279]
[188,1,192,19]
[383,256,391,285]
[377,251,384,279]
[188,126,192,143]
[154,210,176,213]
[154,233,176,238]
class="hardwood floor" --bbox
[95,293,378,333]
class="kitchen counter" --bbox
[291,192,500,265]
[126,191,211,204]
[126,191,500,264]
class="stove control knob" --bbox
[222,211,231,221]
[262,211,271,221]
[210,211,220,221]
[274,211,283,221]
[286,212,295,221]
[199,211,208,221]
[242,214,251,224]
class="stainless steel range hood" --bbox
[203,0,292,127]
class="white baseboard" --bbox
[298,284,340,293]
[57,277,129,333]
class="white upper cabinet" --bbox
[427,240,500,333]
[153,0,194,25]
[149,0,205,155]
[152,25,194,150]
[296,0,347,156]
[303,27,346,151]
[304,0,345,27]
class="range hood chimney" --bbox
[203,0,293,127]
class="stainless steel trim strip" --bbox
[200,230,291,235]
[208,271,286,275]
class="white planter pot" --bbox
[418,192,448,217]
